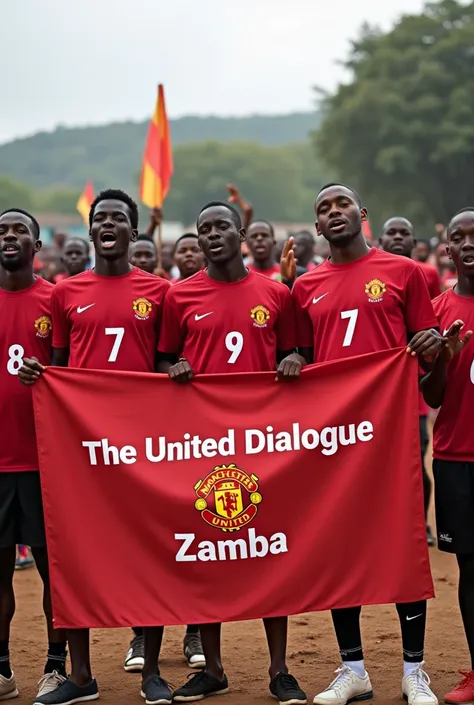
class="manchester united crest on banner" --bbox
[194,464,263,532]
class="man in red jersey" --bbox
[422,208,474,705]
[19,190,171,705]
[171,234,205,283]
[127,229,206,677]
[246,220,281,280]
[291,184,442,705]
[379,216,440,546]
[157,202,307,705]
[0,209,67,701]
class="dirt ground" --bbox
[9,540,465,704]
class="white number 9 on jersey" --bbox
[225,331,244,364]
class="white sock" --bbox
[404,662,422,677]
[345,660,366,678]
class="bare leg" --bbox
[142,627,164,683]
[200,623,224,679]
[263,616,288,679]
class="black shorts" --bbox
[433,459,474,554]
[0,472,46,548]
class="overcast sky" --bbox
[1,0,425,144]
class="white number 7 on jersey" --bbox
[105,327,125,362]
[340,309,359,347]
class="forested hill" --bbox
[0,112,319,190]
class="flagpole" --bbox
[157,219,163,271]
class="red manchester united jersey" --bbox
[417,261,441,300]
[158,269,296,373]
[247,263,282,281]
[0,277,53,472]
[432,289,474,461]
[293,248,437,363]
[52,267,169,371]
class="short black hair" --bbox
[294,229,315,244]
[0,208,40,239]
[65,236,90,254]
[197,201,242,230]
[89,189,139,229]
[132,234,157,250]
[317,183,362,208]
[447,208,474,234]
[173,233,199,254]
[248,219,275,238]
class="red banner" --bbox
[33,349,433,629]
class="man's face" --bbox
[246,222,275,264]
[197,205,244,264]
[447,212,474,279]
[129,240,158,273]
[380,218,415,257]
[174,237,204,278]
[315,186,367,245]
[0,212,40,272]
[62,239,89,275]
[90,199,137,261]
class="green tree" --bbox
[35,188,81,214]
[152,141,327,226]
[0,176,34,212]
[313,0,474,229]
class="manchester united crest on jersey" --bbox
[133,297,152,320]
[365,279,386,303]
[34,315,52,338]
[194,464,263,532]
[250,304,270,328]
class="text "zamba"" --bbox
[175,528,287,562]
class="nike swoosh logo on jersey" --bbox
[312,293,329,304]
[195,312,213,321]
[77,304,95,314]
[406,614,423,621]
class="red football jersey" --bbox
[432,289,474,461]
[0,278,53,472]
[158,269,296,373]
[247,263,281,281]
[293,248,437,363]
[417,261,441,300]
[52,267,169,371]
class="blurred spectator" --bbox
[412,240,432,263]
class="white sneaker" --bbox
[313,665,373,705]
[36,671,67,698]
[0,672,18,700]
[402,663,438,705]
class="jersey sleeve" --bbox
[292,279,314,348]
[51,285,70,349]
[157,287,186,355]
[154,279,170,338]
[275,285,297,352]
[404,266,438,333]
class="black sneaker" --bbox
[183,632,206,669]
[141,675,172,704]
[173,671,229,702]
[33,677,99,705]
[426,526,436,547]
[124,633,145,672]
[270,673,307,705]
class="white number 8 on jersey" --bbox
[7,344,25,375]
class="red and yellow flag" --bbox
[139,85,173,208]
[76,181,95,226]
